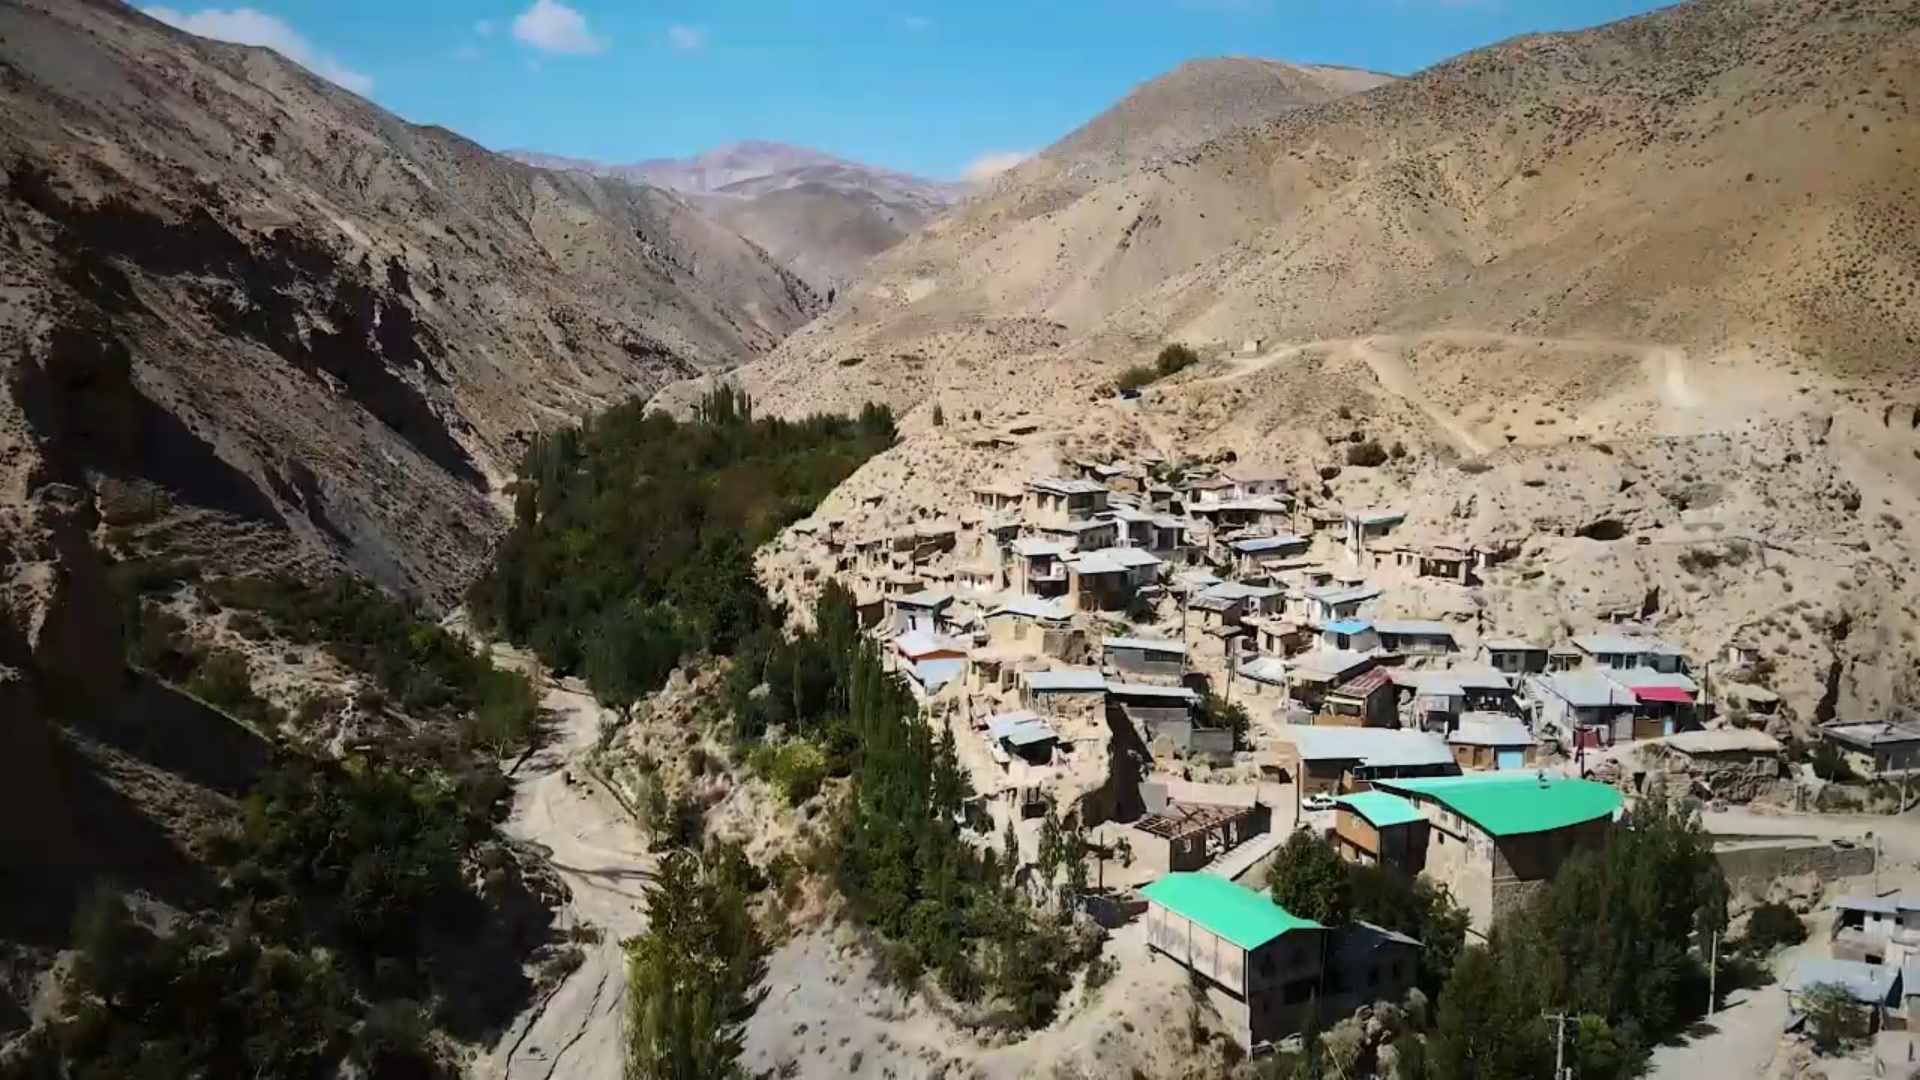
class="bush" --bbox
[1115,365,1159,393]
[1345,440,1388,467]
[1155,343,1199,377]
[1810,740,1860,783]
[931,404,945,427]
[1802,982,1870,1055]
[1742,901,1808,953]
[752,739,829,805]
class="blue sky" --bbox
[144,0,1675,181]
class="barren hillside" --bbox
[703,0,1920,727]
[729,0,1916,419]
[511,141,963,291]
[0,0,821,609]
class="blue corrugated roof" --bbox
[1324,618,1372,635]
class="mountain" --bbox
[707,0,1920,726]
[507,141,964,290]
[1,0,821,613]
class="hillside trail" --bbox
[1345,337,1492,456]
[474,646,651,1080]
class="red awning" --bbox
[1631,686,1694,704]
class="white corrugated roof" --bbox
[1281,727,1455,767]
[1448,717,1536,747]
[1106,682,1198,701]
[1103,636,1186,655]
[1011,537,1066,557]
[1022,668,1106,692]
[1662,729,1783,755]
[1531,670,1636,709]
[988,595,1069,620]
[1376,619,1455,638]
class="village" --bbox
[751,452,1920,1060]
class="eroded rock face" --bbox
[0,0,822,604]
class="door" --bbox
[1496,749,1526,771]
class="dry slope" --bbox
[1,0,821,606]
[732,0,1917,419]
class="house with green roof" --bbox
[1141,873,1328,1046]
[1370,772,1623,932]
[1332,790,1429,872]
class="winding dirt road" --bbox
[476,671,651,1080]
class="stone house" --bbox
[1819,721,1920,779]
[1484,639,1549,676]
[1102,636,1187,681]
[1025,477,1110,528]
[1375,620,1458,658]
[1369,773,1622,932]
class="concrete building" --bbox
[1343,508,1406,564]
[1321,923,1422,1018]
[1102,636,1187,681]
[1333,790,1429,871]
[1131,783,1264,873]
[1571,633,1690,674]
[1484,639,1549,676]
[1783,959,1900,1031]
[983,595,1071,651]
[1600,668,1702,737]
[1830,892,1920,964]
[1527,670,1638,746]
[888,589,954,634]
[1819,721,1920,779]
[1267,726,1458,798]
[1201,581,1286,619]
[1036,517,1121,554]
[1226,533,1312,578]
[1141,873,1328,1047]
[1223,465,1293,502]
[1301,583,1382,627]
[1447,715,1539,771]
[1025,477,1110,527]
[1370,773,1622,932]
[1375,620,1458,658]
[1010,537,1069,597]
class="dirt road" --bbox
[476,670,651,1080]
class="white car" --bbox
[1302,793,1337,813]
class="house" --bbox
[1547,644,1584,672]
[1065,548,1160,611]
[1100,503,1156,549]
[1103,636,1187,681]
[1655,728,1785,802]
[1375,620,1458,658]
[1600,668,1702,737]
[1226,533,1312,578]
[1343,509,1406,563]
[1527,670,1639,746]
[1201,581,1286,619]
[1223,465,1293,502]
[1333,790,1429,871]
[1025,477,1110,527]
[1320,667,1398,728]
[888,589,954,634]
[1301,584,1382,627]
[1284,649,1379,713]
[1453,668,1520,714]
[1141,874,1328,1047]
[1447,715,1539,771]
[1019,668,1108,725]
[1830,892,1920,963]
[971,482,1025,515]
[1193,498,1297,534]
[1268,726,1458,798]
[1319,618,1379,654]
[893,630,968,664]
[1402,671,1467,732]
[986,710,1061,766]
[983,595,1071,651]
[1036,517,1121,553]
[1010,537,1070,596]
[1248,617,1309,658]
[1784,959,1900,1032]
[1819,721,1920,779]
[1112,683,1221,757]
[1131,783,1264,874]
[1370,773,1622,933]
[1571,633,1690,674]
[1724,640,1763,670]
[1321,923,1423,1018]
[1484,639,1549,676]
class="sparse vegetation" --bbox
[1116,343,1201,392]
[1740,901,1808,954]
[1801,982,1870,1056]
[1345,439,1388,467]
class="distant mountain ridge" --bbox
[508,140,964,290]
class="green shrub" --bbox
[1115,365,1159,393]
[752,739,830,805]
[1741,901,1808,953]
[1345,440,1388,467]
[1155,343,1199,377]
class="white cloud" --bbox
[666,24,704,51]
[961,150,1031,183]
[144,6,373,94]
[475,18,496,37]
[511,0,607,54]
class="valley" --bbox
[3,0,1919,1076]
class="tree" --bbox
[1266,829,1351,925]
[931,403,945,427]
[1801,982,1869,1056]
[1810,740,1859,783]
[1199,692,1251,749]
[624,843,769,1079]
[1742,901,1808,953]
[1426,946,1551,1080]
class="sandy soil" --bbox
[475,662,653,1080]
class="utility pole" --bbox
[1545,1012,1571,1079]
[1708,930,1720,1016]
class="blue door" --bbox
[1496,750,1526,771]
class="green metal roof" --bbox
[1139,873,1322,950]
[1372,773,1622,837]
[1336,790,1424,828]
